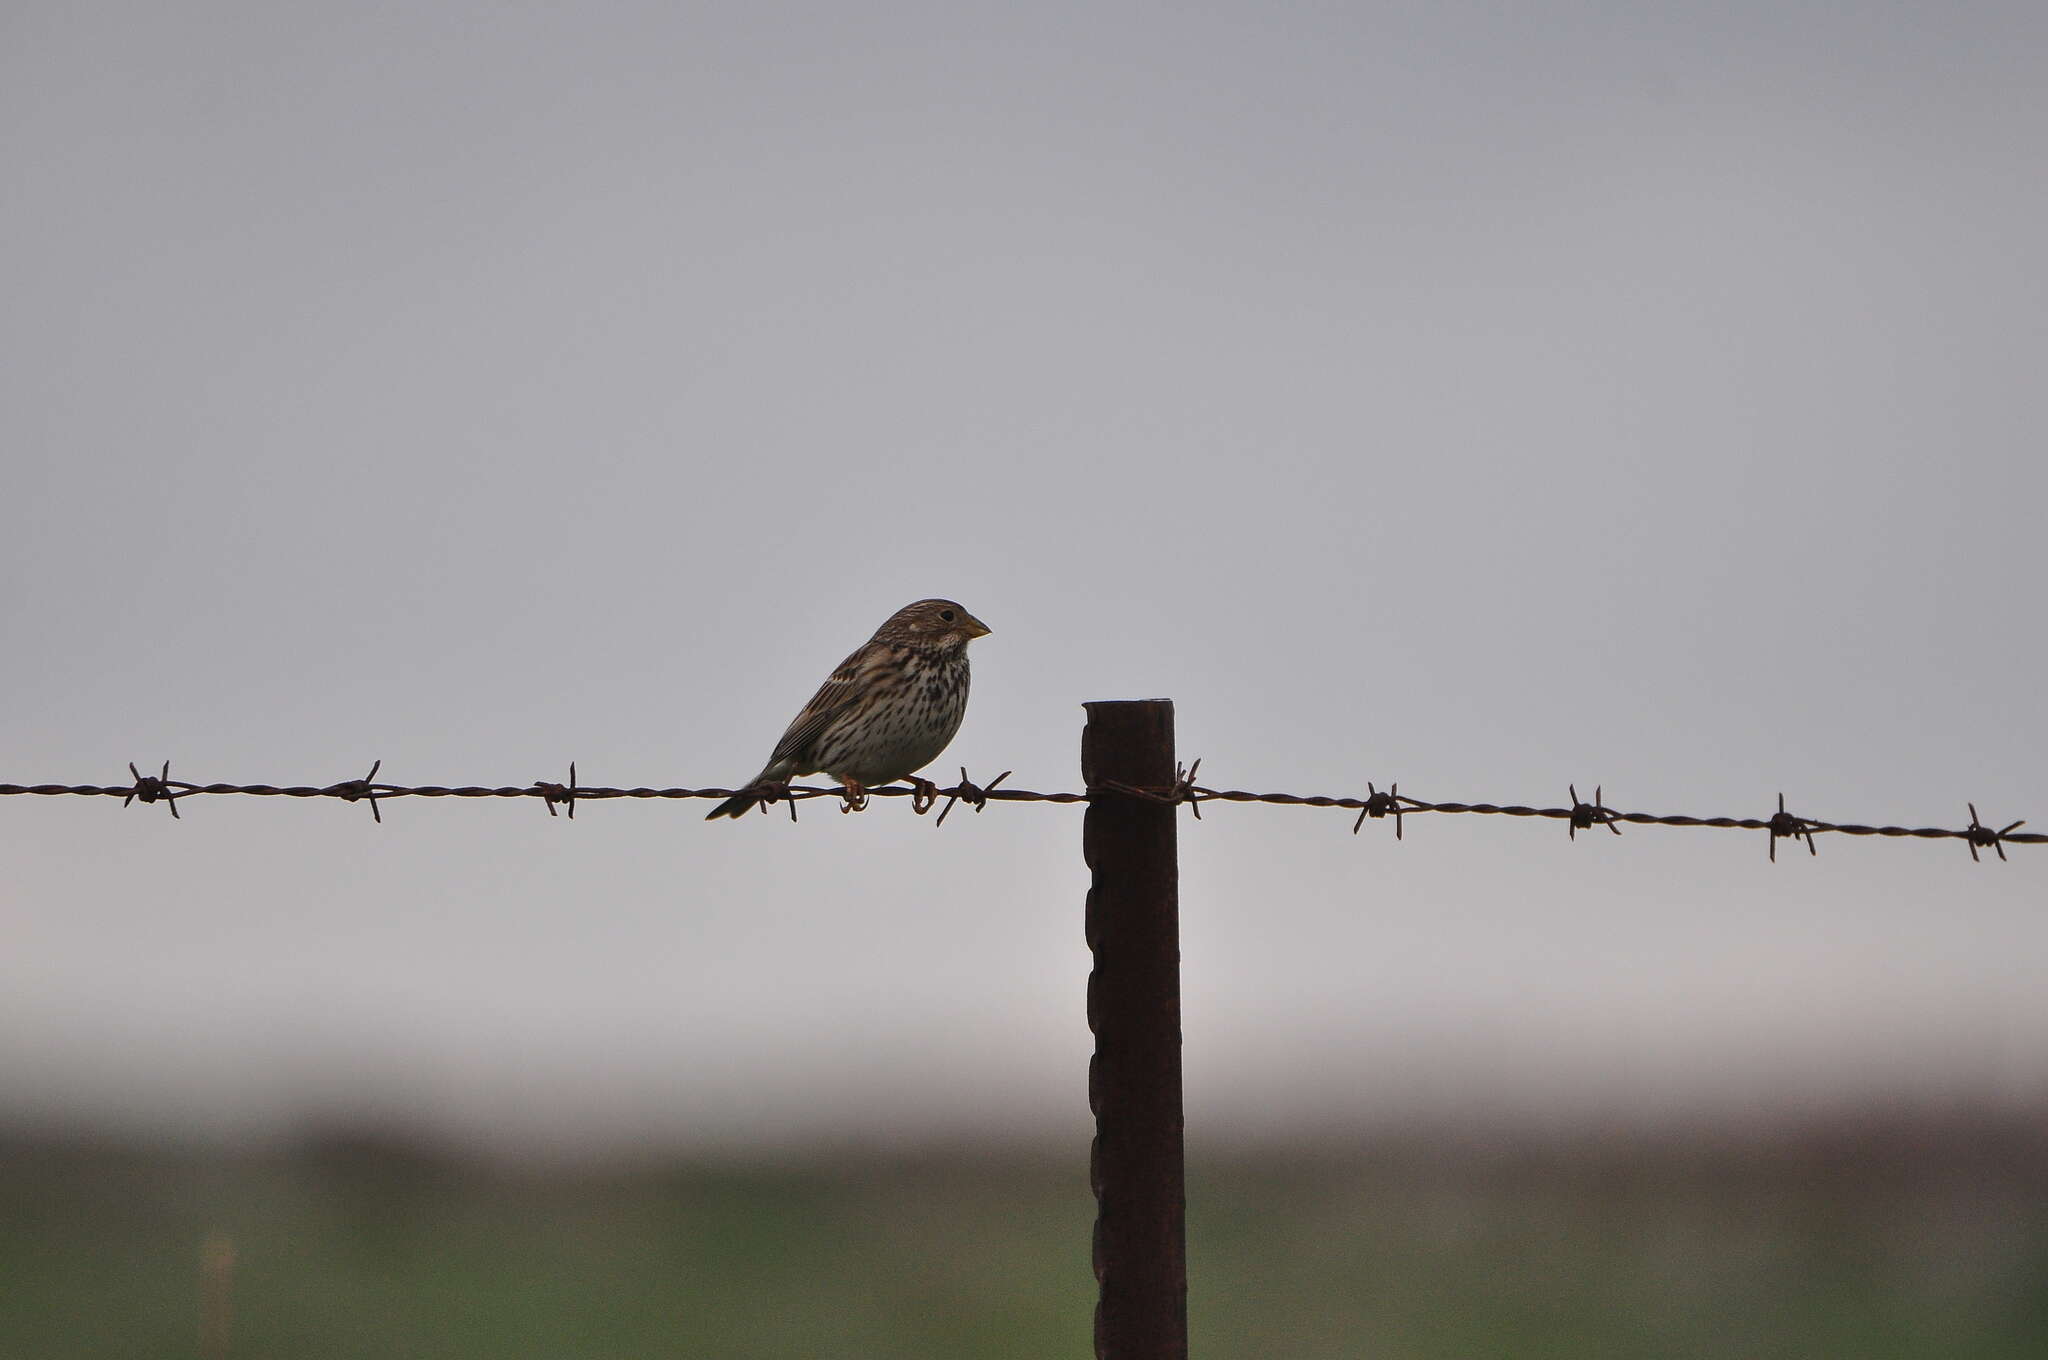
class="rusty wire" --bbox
[1,758,2038,861]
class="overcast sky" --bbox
[3,0,2043,1156]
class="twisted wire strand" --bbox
[1,763,2036,858]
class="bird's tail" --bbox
[705,767,783,821]
[704,790,760,821]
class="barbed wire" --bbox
[0,759,2037,861]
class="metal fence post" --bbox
[1084,699,1188,1360]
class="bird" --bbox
[705,598,992,819]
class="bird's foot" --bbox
[836,777,869,813]
[903,775,940,815]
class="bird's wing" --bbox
[764,647,874,769]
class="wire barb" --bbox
[1568,784,1621,841]
[935,768,1012,827]
[123,760,182,819]
[535,762,579,819]
[754,779,799,822]
[1171,759,1205,819]
[1963,802,2024,863]
[333,759,385,824]
[1351,782,1404,840]
[1767,792,1817,862]
[1090,759,1209,813]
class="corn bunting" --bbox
[705,599,992,819]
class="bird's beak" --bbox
[962,613,992,638]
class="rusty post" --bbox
[1084,699,1188,1360]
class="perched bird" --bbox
[705,599,992,819]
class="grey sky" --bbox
[3,1,2044,1155]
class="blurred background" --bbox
[3,1,2044,1355]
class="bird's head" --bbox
[877,599,992,648]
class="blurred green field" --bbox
[6,1115,2046,1358]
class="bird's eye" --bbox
[940,609,956,621]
